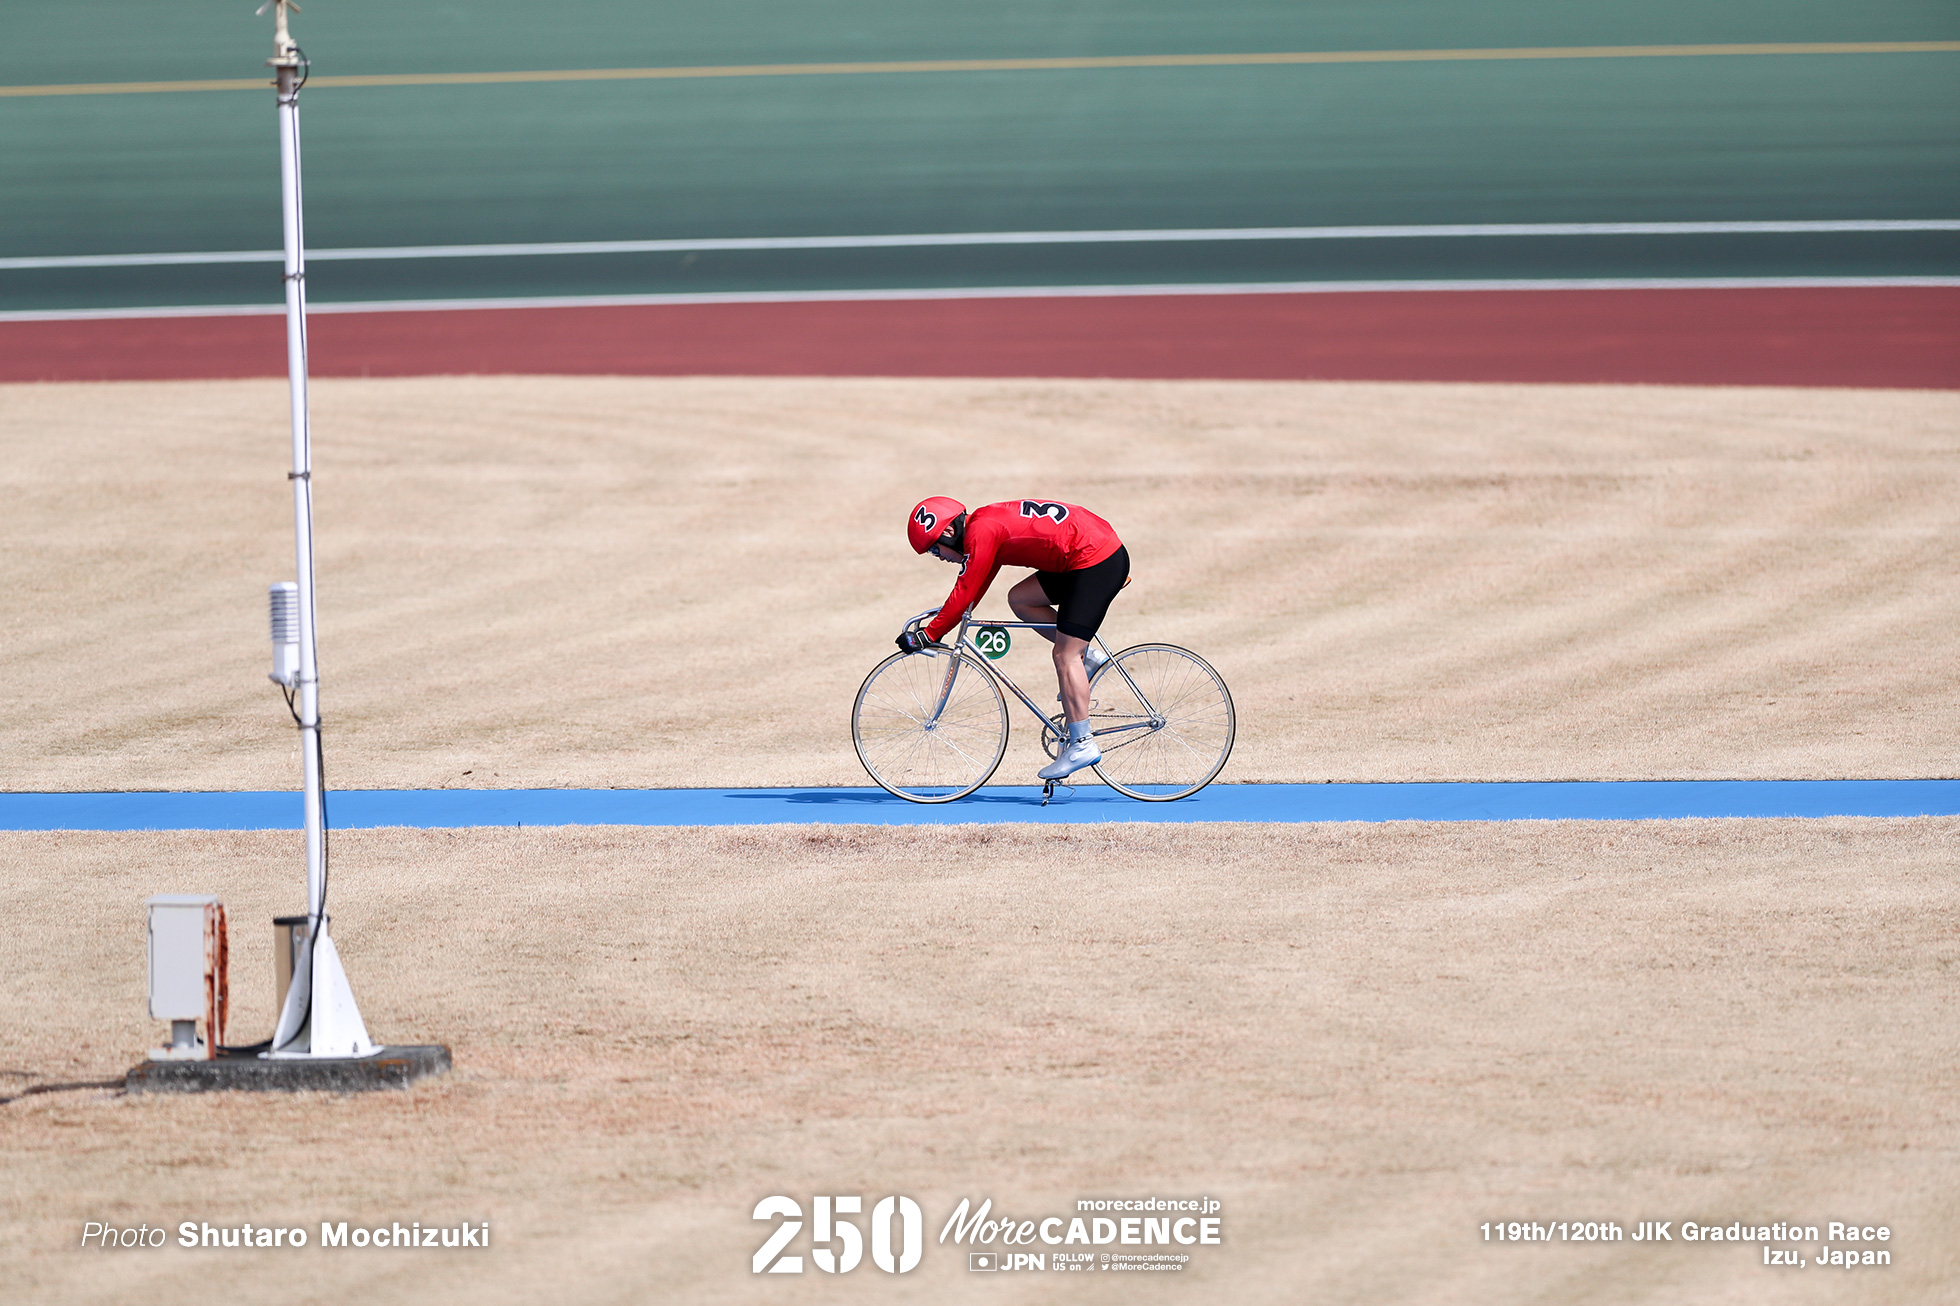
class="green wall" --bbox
[2,3,1955,309]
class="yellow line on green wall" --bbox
[4,41,1957,98]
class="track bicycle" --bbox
[851,607,1235,804]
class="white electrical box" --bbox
[146,895,227,1059]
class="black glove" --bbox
[896,630,932,654]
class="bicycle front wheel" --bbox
[1086,644,1235,800]
[853,649,1009,803]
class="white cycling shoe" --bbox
[1039,737,1102,781]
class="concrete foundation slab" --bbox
[125,1045,450,1094]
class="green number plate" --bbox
[974,625,1011,660]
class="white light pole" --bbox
[263,0,372,1059]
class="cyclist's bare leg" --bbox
[1007,575,1091,722]
[1007,575,1059,643]
[1051,634,1091,722]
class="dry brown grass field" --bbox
[2,377,1956,791]
[3,821,1957,1306]
[2,378,1957,1305]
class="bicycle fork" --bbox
[925,611,973,728]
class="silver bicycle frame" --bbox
[904,608,1163,747]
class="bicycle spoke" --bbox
[853,651,1009,801]
[1086,645,1234,799]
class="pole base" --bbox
[125,1045,449,1094]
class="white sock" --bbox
[1067,719,1092,745]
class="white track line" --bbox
[3,220,1957,270]
[3,277,1956,323]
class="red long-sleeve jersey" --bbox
[923,500,1122,642]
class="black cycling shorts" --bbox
[1037,545,1130,641]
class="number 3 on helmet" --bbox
[907,496,966,554]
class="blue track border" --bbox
[2,780,1956,831]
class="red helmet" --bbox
[907,497,965,553]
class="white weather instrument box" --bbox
[146,894,228,1059]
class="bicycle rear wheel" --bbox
[1086,644,1235,800]
[853,649,1009,802]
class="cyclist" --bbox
[899,497,1129,781]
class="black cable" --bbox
[0,1080,123,1106]
[276,681,330,937]
[316,716,330,916]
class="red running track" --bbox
[3,287,1955,387]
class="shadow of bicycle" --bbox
[721,787,1126,808]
